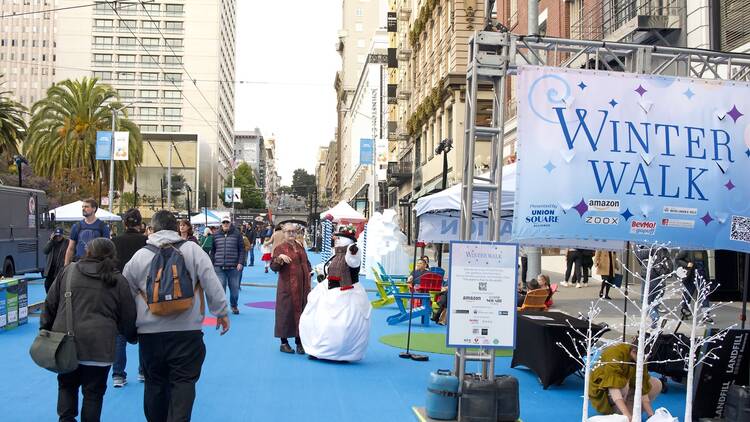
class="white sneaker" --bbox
[575,283,582,288]
[138,373,145,382]
[560,281,569,287]
[113,376,126,388]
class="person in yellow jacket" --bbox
[589,342,662,420]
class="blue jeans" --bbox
[113,334,127,378]
[214,267,241,308]
[248,247,255,266]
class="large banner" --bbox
[514,66,750,252]
[447,241,517,349]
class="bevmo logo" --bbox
[630,220,656,235]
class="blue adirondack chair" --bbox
[386,275,432,326]
[377,262,408,282]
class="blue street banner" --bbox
[95,131,112,160]
[513,65,750,253]
[360,138,374,165]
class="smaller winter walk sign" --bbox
[513,65,750,253]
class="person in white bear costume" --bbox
[299,224,372,362]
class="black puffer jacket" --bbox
[211,224,246,268]
[40,260,137,363]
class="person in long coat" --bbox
[270,223,312,354]
[594,250,620,300]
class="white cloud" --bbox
[235,1,342,185]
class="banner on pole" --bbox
[360,138,374,165]
[514,65,750,252]
[447,241,517,349]
[95,131,112,160]
[224,188,242,203]
[113,131,129,160]
[376,138,388,181]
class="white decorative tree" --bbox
[676,271,735,422]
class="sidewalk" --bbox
[535,254,744,340]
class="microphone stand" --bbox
[399,273,429,362]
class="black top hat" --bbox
[334,224,357,241]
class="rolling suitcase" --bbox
[460,374,520,422]
[426,370,459,420]
[725,384,750,422]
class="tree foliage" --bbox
[222,162,265,209]
[0,79,26,156]
[291,168,315,198]
[24,78,143,191]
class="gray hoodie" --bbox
[123,230,228,334]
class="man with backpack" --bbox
[110,208,148,388]
[245,223,257,267]
[123,210,230,422]
[65,198,110,265]
[211,217,246,315]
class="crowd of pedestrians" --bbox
[38,198,274,422]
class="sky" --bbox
[234,1,342,185]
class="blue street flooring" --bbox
[1,250,686,421]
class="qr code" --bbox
[730,215,750,243]
[478,282,487,291]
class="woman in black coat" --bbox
[40,238,137,422]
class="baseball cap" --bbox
[53,228,64,236]
[221,217,231,223]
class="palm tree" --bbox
[0,79,27,157]
[24,77,142,191]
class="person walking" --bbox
[561,248,580,287]
[211,216,246,315]
[65,198,110,265]
[245,224,257,266]
[270,223,312,354]
[519,246,528,290]
[594,250,619,300]
[178,219,198,243]
[110,209,148,388]
[122,210,230,422]
[41,238,137,422]
[43,228,69,292]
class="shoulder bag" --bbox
[29,265,78,374]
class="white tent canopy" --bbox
[319,201,367,222]
[190,209,230,227]
[415,162,516,217]
[51,201,122,222]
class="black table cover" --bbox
[511,311,607,389]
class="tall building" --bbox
[234,128,264,184]
[0,0,57,107]
[54,0,236,209]
[314,145,329,206]
[335,0,387,204]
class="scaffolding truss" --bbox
[455,31,750,400]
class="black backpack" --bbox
[141,241,196,316]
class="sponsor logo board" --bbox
[585,216,620,225]
[661,218,695,229]
[588,199,621,212]
[663,206,698,216]
[630,220,657,235]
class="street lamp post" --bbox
[435,138,453,267]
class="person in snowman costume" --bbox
[299,224,372,362]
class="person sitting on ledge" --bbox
[536,274,554,308]
[589,339,662,420]
[516,278,540,307]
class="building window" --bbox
[93,53,112,62]
[142,20,159,30]
[414,136,421,169]
[164,55,182,64]
[355,8,363,17]
[164,73,182,82]
[165,21,184,30]
[141,72,159,81]
[94,36,112,45]
[716,0,750,51]
[163,90,181,99]
[118,37,136,46]
[163,107,181,117]
[165,38,183,47]
[94,19,113,27]
[355,23,364,32]
[140,107,157,116]
[140,124,158,132]
[118,54,136,63]
[118,19,136,29]
[165,4,184,15]
[141,55,159,64]
[118,72,136,80]
[162,125,181,132]
[94,2,109,12]
[118,89,135,98]
[140,90,158,98]
[142,38,160,47]
[142,3,159,12]
[93,71,112,80]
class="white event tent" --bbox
[51,201,122,222]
